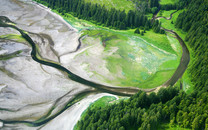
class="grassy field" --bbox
[84,0,135,12]
[158,10,187,40]
[146,13,153,19]
[158,10,177,18]
[88,96,117,109]
[160,0,179,5]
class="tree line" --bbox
[34,0,152,30]
[160,0,191,11]
[175,0,208,90]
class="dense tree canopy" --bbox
[176,0,208,90]
[34,0,153,30]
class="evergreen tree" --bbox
[134,28,140,34]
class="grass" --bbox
[146,13,153,19]
[158,10,177,18]
[158,10,187,40]
[141,30,177,55]
[84,0,135,12]
[138,69,176,89]
[88,96,117,109]
[160,0,179,5]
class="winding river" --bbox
[0,6,190,128]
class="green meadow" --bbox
[160,0,179,5]
[158,10,177,18]
[84,0,135,12]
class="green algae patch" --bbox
[0,34,26,43]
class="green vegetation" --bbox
[158,10,176,18]
[90,96,116,108]
[175,0,208,90]
[34,0,150,30]
[0,34,26,43]
[138,69,176,89]
[158,123,190,130]
[160,0,191,10]
[160,0,179,5]
[76,86,208,130]
[141,30,176,54]
[84,0,135,12]
[74,96,117,130]
[159,10,187,39]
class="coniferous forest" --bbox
[34,0,207,129]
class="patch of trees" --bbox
[132,0,160,14]
[160,0,191,11]
[34,0,153,30]
[76,87,208,130]
[152,20,165,34]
